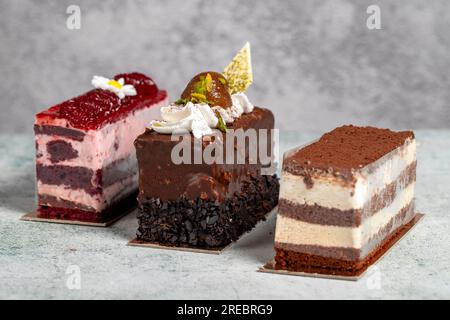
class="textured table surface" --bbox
[0,130,449,300]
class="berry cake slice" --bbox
[34,73,168,223]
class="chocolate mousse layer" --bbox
[135,107,275,202]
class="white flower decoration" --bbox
[91,75,137,99]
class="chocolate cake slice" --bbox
[34,73,168,223]
[134,44,279,249]
[274,125,416,276]
[135,107,278,248]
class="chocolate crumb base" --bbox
[274,215,419,276]
[37,191,138,223]
[136,175,279,249]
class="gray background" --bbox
[1,0,449,134]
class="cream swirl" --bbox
[149,102,217,138]
[149,93,254,138]
[213,92,254,124]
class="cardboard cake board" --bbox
[259,213,424,281]
[127,239,231,255]
[127,207,278,255]
[20,205,136,227]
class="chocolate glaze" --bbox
[134,106,275,202]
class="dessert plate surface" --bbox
[259,213,424,281]
[127,239,230,254]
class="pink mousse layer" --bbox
[35,73,168,213]
[35,100,165,170]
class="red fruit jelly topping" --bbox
[36,73,167,130]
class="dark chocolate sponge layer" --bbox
[136,175,279,248]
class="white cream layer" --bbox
[279,138,416,211]
[35,98,167,170]
[275,182,415,250]
[38,174,137,212]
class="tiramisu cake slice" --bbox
[34,73,168,223]
[275,125,416,275]
[134,43,279,249]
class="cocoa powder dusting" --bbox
[288,125,414,170]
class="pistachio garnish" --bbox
[215,110,228,133]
